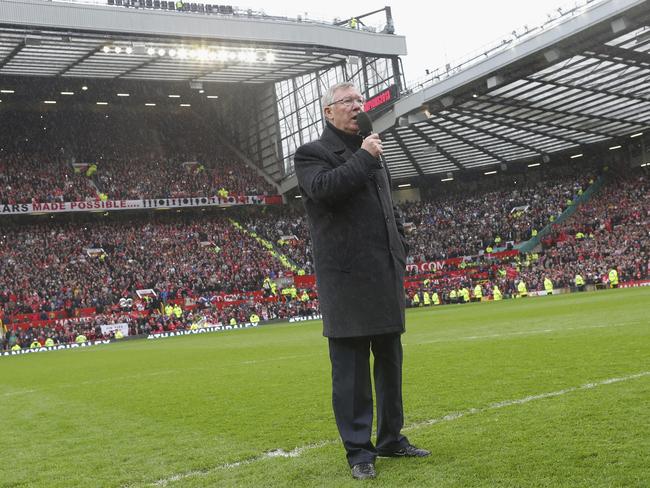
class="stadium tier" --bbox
[1,165,647,350]
[0,109,276,203]
[1,0,648,353]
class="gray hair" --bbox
[321,82,357,110]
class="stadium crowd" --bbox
[1,296,320,351]
[518,170,648,290]
[0,110,276,204]
[405,169,648,305]
[401,173,592,261]
[0,212,297,318]
[1,140,647,351]
[0,152,97,204]
[93,156,275,200]
[236,205,315,274]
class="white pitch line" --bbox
[146,440,335,487]
[144,371,650,487]
[1,389,37,397]
[240,353,314,365]
[404,371,650,430]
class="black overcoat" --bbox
[294,123,408,338]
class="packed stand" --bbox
[0,109,276,204]
[1,294,320,351]
[519,170,649,290]
[1,141,647,347]
[236,205,315,274]
[0,211,296,322]
[402,173,592,261]
[404,168,648,304]
[0,153,97,204]
[94,157,274,200]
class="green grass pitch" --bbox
[2,287,648,487]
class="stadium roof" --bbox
[373,0,650,181]
[0,0,405,84]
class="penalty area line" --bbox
[143,371,649,487]
[145,440,335,487]
[403,371,650,431]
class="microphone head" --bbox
[356,111,373,137]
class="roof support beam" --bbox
[116,57,161,78]
[244,53,345,83]
[409,125,465,171]
[455,107,583,146]
[486,58,635,107]
[424,117,508,166]
[480,94,642,130]
[522,77,650,104]
[536,57,632,90]
[589,44,650,68]
[0,41,25,70]
[437,111,545,157]
[485,79,635,124]
[388,129,426,178]
[461,100,614,138]
[58,47,100,76]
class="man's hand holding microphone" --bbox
[357,112,384,166]
[361,133,384,159]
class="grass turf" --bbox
[1,287,648,487]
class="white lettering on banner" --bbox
[1,317,307,358]
[407,261,445,273]
[0,195,274,216]
[136,289,157,299]
[212,294,240,302]
[510,204,530,214]
[0,340,111,358]
[100,323,129,337]
[146,323,258,340]
[527,290,546,297]
[142,195,265,209]
[288,314,322,323]
[619,280,650,288]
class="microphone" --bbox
[357,111,373,138]
[356,111,384,168]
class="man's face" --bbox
[324,86,365,135]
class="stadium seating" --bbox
[236,205,314,274]
[0,110,276,204]
[1,124,647,350]
[519,170,649,290]
[0,211,287,314]
[401,173,592,261]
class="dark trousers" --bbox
[328,333,408,467]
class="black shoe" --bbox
[351,462,376,480]
[378,444,431,458]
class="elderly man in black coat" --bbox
[295,82,429,480]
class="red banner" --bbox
[9,307,97,324]
[406,250,519,273]
[294,275,316,289]
[212,296,280,310]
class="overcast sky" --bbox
[258,0,596,83]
